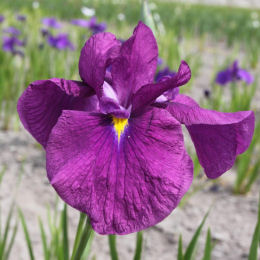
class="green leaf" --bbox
[72,218,93,260]
[4,221,18,260]
[141,0,157,36]
[18,208,35,260]
[133,231,143,260]
[81,230,95,260]
[71,212,87,260]
[0,203,14,258]
[108,235,119,260]
[177,235,183,260]
[248,193,260,260]
[202,228,212,260]
[183,212,209,260]
[62,204,69,260]
[39,217,50,260]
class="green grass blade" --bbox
[248,193,260,260]
[108,235,119,260]
[4,221,18,260]
[133,231,143,260]
[177,235,183,260]
[73,218,93,260]
[80,229,95,260]
[0,203,14,257]
[62,204,69,260]
[71,212,87,260]
[18,209,35,260]
[39,217,50,260]
[202,228,212,260]
[184,212,209,260]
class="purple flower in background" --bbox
[70,19,89,28]
[216,60,254,85]
[157,57,163,66]
[87,16,106,34]
[3,27,21,35]
[16,14,26,22]
[0,15,4,23]
[2,36,24,55]
[47,33,74,50]
[42,17,62,29]
[18,22,254,235]
[155,66,176,82]
[40,28,50,37]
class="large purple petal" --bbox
[79,32,121,97]
[111,21,158,107]
[167,96,255,178]
[46,108,193,235]
[17,78,96,148]
[132,61,191,116]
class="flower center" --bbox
[112,117,128,143]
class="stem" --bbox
[108,235,119,260]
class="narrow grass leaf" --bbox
[184,212,209,260]
[133,231,143,260]
[73,218,93,260]
[39,217,50,260]
[202,228,212,260]
[4,221,18,260]
[62,204,69,260]
[71,212,87,260]
[248,193,260,260]
[18,209,35,260]
[177,235,183,260]
[108,235,119,260]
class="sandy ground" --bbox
[0,130,259,260]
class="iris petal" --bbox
[46,108,193,235]
[111,21,158,106]
[79,32,121,97]
[167,95,255,178]
[17,78,96,147]
[132,61,191,116]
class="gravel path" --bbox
[172,0,260,9]
[0,129,258,260]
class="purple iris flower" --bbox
[155,67,176,82]
[0,15,4,23]
[47,33,74,50]
[157,57,163,66]
[216,60,254,85]
[87,16,106,34]
[16,14,26,22]
[3,27,21,35]
[2,36,24,54]
[40,28,50,38]
[17,22,254,235]
[70,19,89,28]
[42,17,62,29]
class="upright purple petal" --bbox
[3,27,21,35]
[47,33,74,50]
[111,21,158,106]
[46,108,193,234]
[42,17,62,29]
[155,67,176,83]
[132,61,191,116]
[17,79,96,147]
[0,15,5,23]
[167,95,255,178]
[16,15,26,22]
[79,32,121,97]
[237,69,254,85]
[70,19,89,27]
[216,68,232,85]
